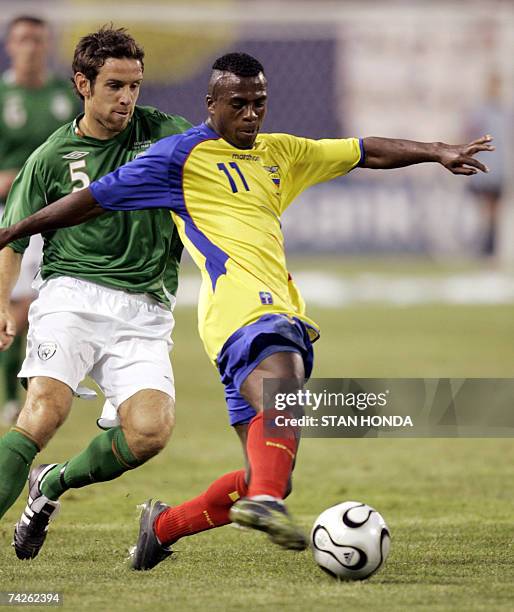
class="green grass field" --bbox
[1,259,513,611]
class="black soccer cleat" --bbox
[13,464,61,560]
[229,498,308,551]
[130,499,173,571]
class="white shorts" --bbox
[11,235,44,301]
[19,276,175,407]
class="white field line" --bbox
[175,271,514,307]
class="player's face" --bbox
[79,58,143,139]
[207,73,267,149]
[6,22,49,74]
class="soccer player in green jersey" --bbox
[0,16,79,423]
[0,26,191,559]
[0,53,494,569]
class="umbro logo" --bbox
[63,151,89,160]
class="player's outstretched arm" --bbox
[0,188,103,251]
[362,135,494,175]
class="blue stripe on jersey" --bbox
[358,138,366,166]
[168,124,229,291]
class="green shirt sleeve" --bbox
[162,115,193,137]
[0,153,47,253]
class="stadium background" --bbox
[0,1,513,610]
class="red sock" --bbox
[154,469,247,545]
[246,411,298,499]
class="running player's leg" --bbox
[35,280,177,501]
[31,282,176,503]
[10,278,129,558]
[215,314,313,549]
[228,352,307,549]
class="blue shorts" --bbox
[217,314,315,426]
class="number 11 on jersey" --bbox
[217,162,250,193]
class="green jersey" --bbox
[1,106,192,306]
[0,71,79,173]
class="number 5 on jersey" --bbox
[69,160,90,192]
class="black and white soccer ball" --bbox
[311,501,391,580]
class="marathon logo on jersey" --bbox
[263,165,281,188]
[37,342,57,361]
[259,291,274,305]
[232,153,260,162]
[62,151,89,160]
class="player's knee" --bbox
[122,395,175,460]
[126,424,172,460]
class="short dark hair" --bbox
[71,25,144,99]
[212,52,265,77]
[6,15,47,36]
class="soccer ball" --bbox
[311,501,391,580]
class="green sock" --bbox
[0,429,39,518]
[41,426,142,500]
[2,335,23,401]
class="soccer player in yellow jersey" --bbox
[0,53,493,570]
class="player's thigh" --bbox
[17,376,73,448]
[240,351,305,413]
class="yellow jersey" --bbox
[91,123,363,363]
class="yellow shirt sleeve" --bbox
[270,134,363,212]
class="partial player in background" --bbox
[465,70,507,256]
[0,15,79,423]
[0,26,192,560]
[0,53,493,570]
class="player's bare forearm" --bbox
[0,188,103,251]
[362,134,494,175]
